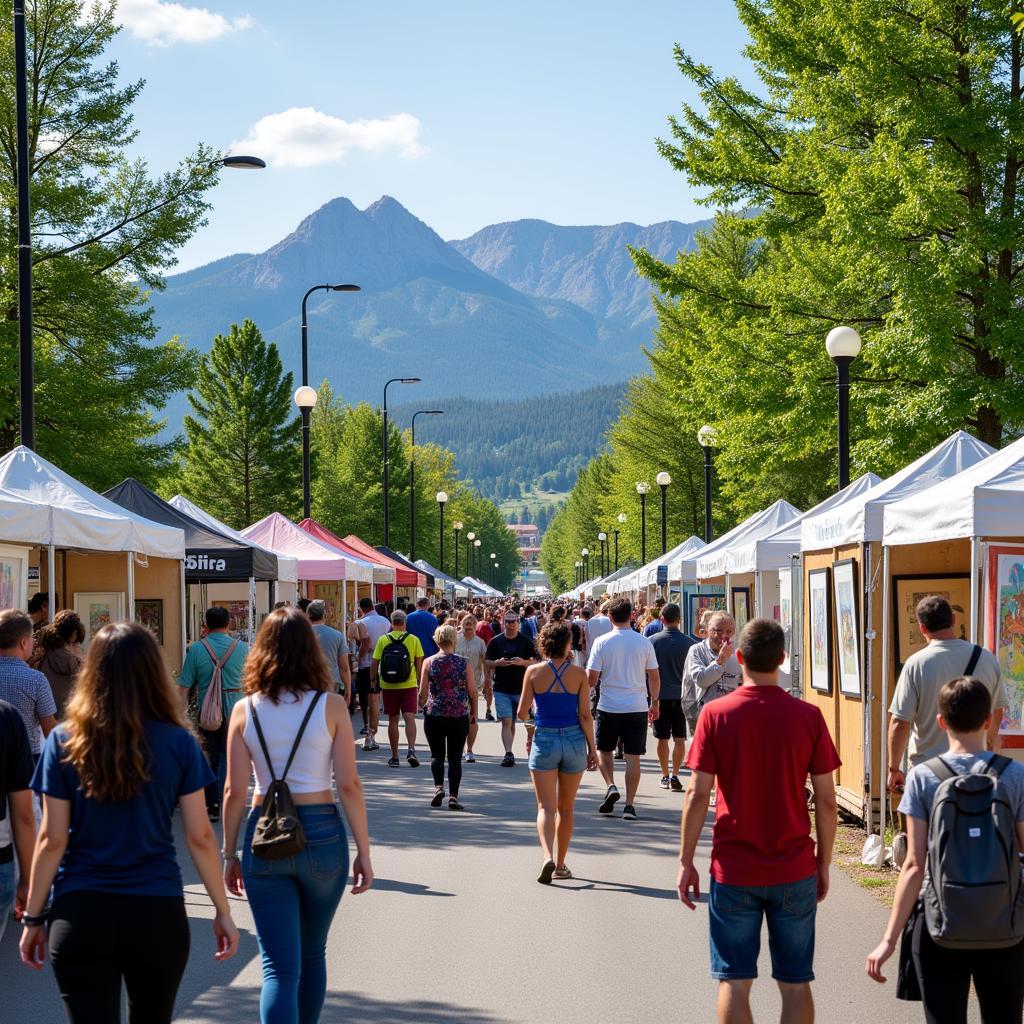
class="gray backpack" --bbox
[923,754,1024,948]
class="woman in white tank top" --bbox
[221,607,373,1024]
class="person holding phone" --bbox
[683,611,741,711]
[485,613,540,767]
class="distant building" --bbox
[510,523,541,568]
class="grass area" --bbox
[498,488,569,521]
[829,816,900,905]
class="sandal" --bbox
[537,859,556,885]
[554,865,572,880]
[448,797,465,811]
[430,787,444,808]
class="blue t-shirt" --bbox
[406,609,439,657]
[32,721,214,899]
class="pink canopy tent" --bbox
[297,518,396,587]
[241,513,374,583]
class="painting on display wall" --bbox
[74,592,125,646]
[892,573,971,672]
[687,592,727,637]
[212,600,250,640]
[311,583,343,628]
[0,545,28,613]
[985,545,1024,739]
[135,598,164,646]
[732,587,751,632]
[779,568,793,654]
[832,559,861,698]
[808,568,832,694]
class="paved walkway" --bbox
[2,719,971,1023]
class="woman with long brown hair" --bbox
[19,622,238,1023]
[222,606,373,1024]
[29,609,85,717]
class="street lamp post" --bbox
[474,539,481,577]
[382,377,421,547]
[297,282,360,520]
[408,409,443,561]
[615,512,626,572]
[582,547,589,581]
[656,472,671,555]
[598,532,608,577]
[437,492,448,573]
[453,520,463,578]
[294,386,318,518]
[636,482,650,564]
[466,531,475,578]
[825,326,862,489]
[698,425,718,543]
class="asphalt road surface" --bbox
[2,717,973,1023]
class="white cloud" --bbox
[231,108,428,168]
[116,0,253,47]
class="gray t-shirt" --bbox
[900,751,1024,824]
[683,639,741,709]
[312,623,345,690]
[650,628,696,701]
[890,639,1006,766]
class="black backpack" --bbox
[923,753,1024,948]
[379,632,412,684]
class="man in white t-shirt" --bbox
[887,594,1006,790]
[357,598,392,752]
[585,601,614,653]
[587,597,660,820]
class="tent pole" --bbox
[791,554,802,698]
[880,544,892,839]
[724,573,731,616]
[970,537,980,644]
[863,541,873,837]
[127,552,135,622]
[180,560,187,665]
[47,543,55,622]
[754,570,763,618]
[248,577,255,641]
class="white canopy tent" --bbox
[617,536,706,595]
[464,576,502,597]
[695,500,802,580]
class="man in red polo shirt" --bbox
[677,618,840,1024]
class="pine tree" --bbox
[179,320,300,528]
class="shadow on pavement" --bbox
[560,876,680,900]
[371,877,455,897]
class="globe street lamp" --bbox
[383,377,421,546]
[582,547,590,581]
[408,409,444,561]
[437,492,449,573]
[656,471,672,555]
[825,326,862,489]
[575,560,581,586]
[598,532,608,577]
[465,530,475,577]
[294,386,318,519]
[453,520,463,578]
[636,482,650,564]
[474,538,481,576]
[493,562,499,588]
[615,512,626,572]
[698,425,718,543]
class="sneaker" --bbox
[485,711,495,721]
[659,775,670,789]
[614,744,626,761]
[207,807,220,823]
[598,785,620,814]
[463,751,475,763]
[387,756,400,768]
[501,752,515,768]
[364,737,380,751]
[407,751,420,768]
[359,726,369,736]
[622,804,638,820]
[537,858,556,885]
[448,797,465,811]
[670,775,683,792]
[430,787,445,808]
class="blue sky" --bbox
[109,1,753,272]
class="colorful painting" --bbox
[833,559,861,698]
[808,568,832,693]
[892,574,971,672]
[213,600,250,638]
[0,545,28,613]
[135,598,164,646]
[732,587,751,632]
[74,592,125,646]
[687,592,727,637]
[779,568,793,654]
[985,546,1024,738]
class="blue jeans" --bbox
[0,856,15,944]
[708,874,817,982]
[529,725,588,773]
[242,805,349,1024]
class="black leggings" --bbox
[49,890,190,1024]
[424,714,470,795]
[913,912,1024,1023]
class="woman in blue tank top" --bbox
[517,620,596,884]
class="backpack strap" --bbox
[965,644,983,677]
[985,753,1014,781]
[248,699,278,785]
[924,756,958,783]
[201,636,240,670]
[281,691,324,782]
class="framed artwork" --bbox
[779,568,793,654]
[687,592,727,637]
[832,559,861,698]
[0,544,29,613]
[312,582,342,628]
[732,587,751,632]
[808,568,832,693]
[892,573,971,672]
[135,598,164,646]
[985,545,1024,739]
[74,592,125,645]
[212,599,250,638]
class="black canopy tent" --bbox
[375,545,434,589]
[103,479,278,582]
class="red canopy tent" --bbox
[297,519,397,588]
[341,532,425,590]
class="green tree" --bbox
[0,0,222,488]
[178,320,299,528]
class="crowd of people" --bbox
[0,584,1019,1024]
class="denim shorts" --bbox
[528,725,588,773]
[493,691,521,720]
[708,874,817,983]
[0,857,15,944]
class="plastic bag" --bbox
[861,833,885,868]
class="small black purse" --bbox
[249,691,323,861]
